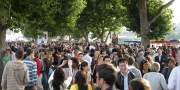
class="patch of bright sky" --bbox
[166,0,180,24]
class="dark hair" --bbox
[71,57,79,66]
[127,56,135,65]
[103,56,110,61]
[167,57,176,64]
[80,61,88,70]
[15,50,24,59]
[52,67,65,90]
[117,58,127,65]
[75,71,88,90]
[26,49,33,56]
[96,64,117,86]
[139,60,148,71]
[129,78,151,90]
[78,53,83,56]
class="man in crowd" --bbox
[155,48,166,72]
[95,64,117,90]
[23,49,37,90]
[1,50,29,90]
[168,50,180,90]
[115,58,136,90]
[127,56,142,78]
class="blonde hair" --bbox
[130,78,151,90]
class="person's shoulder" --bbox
[87,84,93,90]
[70,84,78,89]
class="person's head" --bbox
[139,51,144,57]
[96,64,117,89]
[103,56,111,64]
[15,50,24,60]
[26,48,34,58]
[123,54,130,59]
[150,62,160,72]
[98,56,104,65]
[127,56,135,66]
[84,50,89,55]
[78,53,84,61]
[71,57,79,69]
[129,78,151,90]
[47,51,52,59]
[41,49,47,56]
[94,51,100,58]
[140,60,150,70]
[109,53,114,60]
[102,50,106,56]
[74,49,79,55]
[75,71,88,90]
[52,67,65,90]
[4,50,10,57]
[118,58,128,74]
[157,48,162,56]
[80,61,89,72]
[167,57,176,68]
[54,47,58,51]
[145,56,153,67]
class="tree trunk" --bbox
[0,18,6,89]
[69,34,71,42]
[100,28,105,43]
[82,30,89,42]
[139,0,150,48]
[105,31,111,43]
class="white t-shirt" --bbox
[48,71,72,90]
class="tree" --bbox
[0,0,85,87]
[76,0,125,43]
[122,0,175,48]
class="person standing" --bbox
[94,64,117,90]
[2,50,11,67]
[1,50,29,90]
[23,49,37,90]
[155,48,166,72]
[168,50,180,90]
[143,62,167,90]
[115,58,136,90]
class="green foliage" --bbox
[76,0,125,42]
[0,0,86,39]
[122,0,173,40]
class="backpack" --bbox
[41,60,46,72]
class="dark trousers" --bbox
[25,86,35,90]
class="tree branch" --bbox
[148,0,175,26]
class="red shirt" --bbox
[33,58,42,76]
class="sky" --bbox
[170,0,180,24]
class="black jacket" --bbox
[115,71,135,90]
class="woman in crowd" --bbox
[140,59,150,76]
[70,71,92,90]
[145,55,154,68]
[110,53,116,67]
[48,60,72,90]
[129,78,151,90]
[81,61,91,84]
[39,49,47,61]
[143,62,167,90]
[42,51,53,90]
[91,51,99,70]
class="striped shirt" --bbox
[23,57,37,86]
[128,66,142,78]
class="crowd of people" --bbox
[1,41,180,90]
